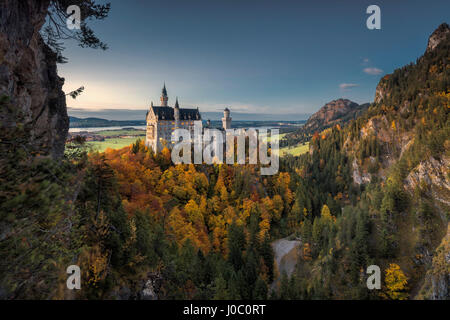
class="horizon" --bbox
[59,0,449,115]
[67,107,313,121]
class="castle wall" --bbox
[146,118,198,152]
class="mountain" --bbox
[350,23,449,299]
[69,116,145,128]
[291,22,449,299]
[67,108,310,122]
[201,112,310,121]
[281,99,369,147]
[304,99,369,133]
[426,22,450,53]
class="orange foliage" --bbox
[96,141,294,257]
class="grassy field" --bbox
[267,133,286,142]
[86,132,309,156]
[280,142,309,157]
[259,132,286,143]
[87,137,140,152]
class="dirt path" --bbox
[271,237,301,291]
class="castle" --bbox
[146,84,232,152]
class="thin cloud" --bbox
[363,67,383,75]
[362,58,370,65]
[339,83,359,90]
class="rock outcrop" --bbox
[417,224,450,300]
[405,156,450,209]
[426,23,450,53]
[374,75,390,104]
[0,0,69,158]
[304,99,368,133]
[375,23,450,104]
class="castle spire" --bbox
[160,83,168,106]
[174,96,180,126]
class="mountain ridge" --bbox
[304,98,369,133]
[333,22,449,299]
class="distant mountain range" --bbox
[69,116,306,129]
[68,108,311,122]
[69,116,146,128]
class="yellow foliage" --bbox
[320,204,333,222]
[384,263,408,300]
[303,243,312,261]
[301,208,308,219]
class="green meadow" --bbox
[87,137,141,152]
[96,129,146,137]
[86,131,309,156]
[280,142,309,157]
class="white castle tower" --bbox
[222,107,232,130]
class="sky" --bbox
[59,0,449,118]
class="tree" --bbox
[44,1,110,60]
[213,276,229,300]
[287,200,302,233]
[279,272,290,299]
[321,204,333,222]
[253,277,268,300]
[260,235,274,282]
[227,223,246,271]
[301,218,312,244]
[384,263,408,300]
[303,243,312,261]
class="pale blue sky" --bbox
[59,0,450,116]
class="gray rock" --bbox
[0,0,69,158]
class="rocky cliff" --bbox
[347,23,449,299]
[304,99,368,133]
[426,22,450,53]
[0,0,68,158]
[375,22,450,104]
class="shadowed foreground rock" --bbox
[0,0,68,158]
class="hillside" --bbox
[304,99,369,133]
[281,99,369,148]
[281,22,449,299]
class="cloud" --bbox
[362,58,370,65]
[363,67,383,75]
[339,83,359,90]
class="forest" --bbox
[0,0,448,300]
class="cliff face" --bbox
[0,0,69,158]
[347,23,449,299]
[375,23,450,104]
[418,224,450,300]
[426,22,450,53]
[304,99,368,133]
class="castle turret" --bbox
[160,83,168,106]
[174,97,180,128]
[222,107,231,130]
